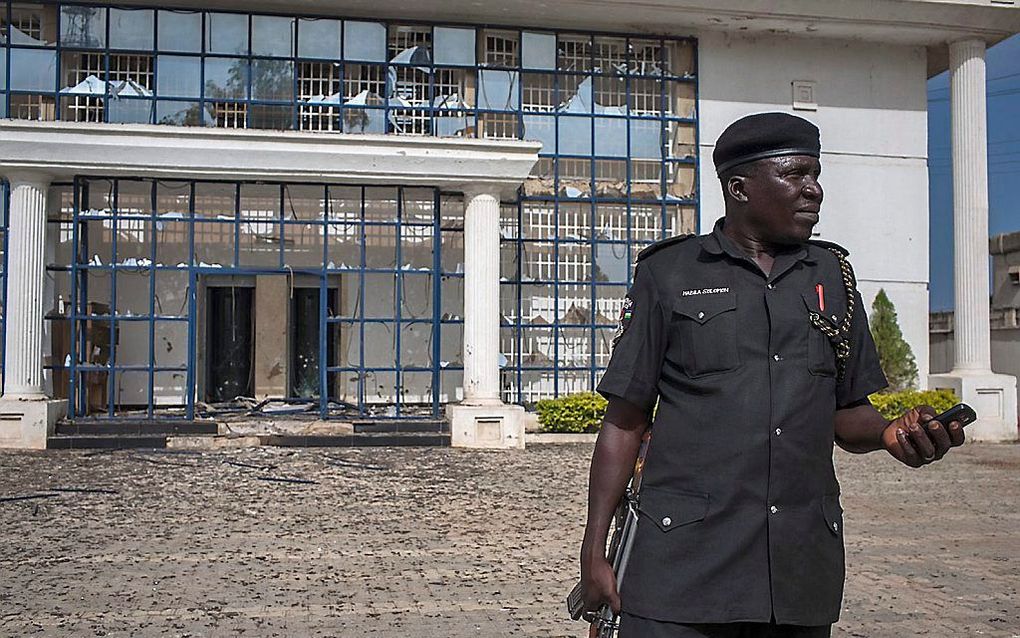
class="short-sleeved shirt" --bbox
[597,217,888,626]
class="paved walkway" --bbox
[0,442,1018,637]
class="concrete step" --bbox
[259,433,450,448]
[351,420,449,434]
[48,435,168,450]
[57,420,218,436]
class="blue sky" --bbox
[928,34,1020,311]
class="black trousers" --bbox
[619,613,832,638]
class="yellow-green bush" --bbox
[536,392,608,433]
[869,389,958,421]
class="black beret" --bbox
[713,112,820,175]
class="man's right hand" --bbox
[581,552,621,614]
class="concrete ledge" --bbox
[167,435,263,450]
[929,371,1019,442]
[448,403,525,449]
[526,432,599,444]
[0,399,67,449]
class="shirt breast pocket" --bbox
[672,293,740,377]
[802,292,838,377]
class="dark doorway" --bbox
[206,286,254,402]
[290,287,337,398]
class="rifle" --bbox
[567,428,652,637]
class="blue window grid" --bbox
[8,2,703,411]
[1,2,697,135]
[46,177,456,420]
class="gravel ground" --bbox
[0,442,1018,637]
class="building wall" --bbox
[697,31,930,387]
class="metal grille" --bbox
[298,62,341,131]
[48,179,454,420]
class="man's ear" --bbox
[726,175,749,203]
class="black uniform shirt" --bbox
[597,218,888,626]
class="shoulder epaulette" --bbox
[636,234,696,262]
[806,238,850,257]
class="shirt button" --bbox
[766,283,775,290]
[697,311,705,320]
[772,353,782,362]
[775,428,782,436]
[832,522,839,532]
[662,516,672,527]
[769,505,779,515]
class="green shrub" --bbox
[536,392,608,433]
[869,389,958,421]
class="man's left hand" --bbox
[881,405,966,468]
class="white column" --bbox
[930,40,1018,442]
[461,187,502,405]
[447,186,524,449]
[950,39,991,372]
[3,172,50,398]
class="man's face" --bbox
[742,155,823,245]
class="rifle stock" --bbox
[567,428,652,637]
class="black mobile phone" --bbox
[929,403,977,428]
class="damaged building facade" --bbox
[1,1,1018,448]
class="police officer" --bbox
[579,112,967,638]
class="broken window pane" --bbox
[671,81,696,119]
[441,370,463,403]
[60,5,105,48]
[252,15,294,57]
[206,12,248,55]
[482,30,518,67]
[557,34,591,72]
[593,36,626,74]
[364,225,397,269]
[434,26,474,65]
[362,322,396,366]
[522,114,555,153]
[401,371,433,404]
[193,221,234,267]
[629,38,663,76]
[343,107,385,134]
[669,121,697,159]
[478,70,519,110]
[5,3,59,46]
[400,323,433,367]
[157,10,201,53]
[109,9,153,50]
[400,273,433,318]
[363,273,396,318]
[593,243,629,283]
[343,21,386,62]
[521,32,556,70]
[440,323,464,367]
[440,276,464,320]
[298,18,341,59]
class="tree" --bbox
[870,288,918,391]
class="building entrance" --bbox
[56,178,463,421]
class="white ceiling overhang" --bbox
[0,121,541,198]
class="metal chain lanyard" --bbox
[807,248,857,381]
